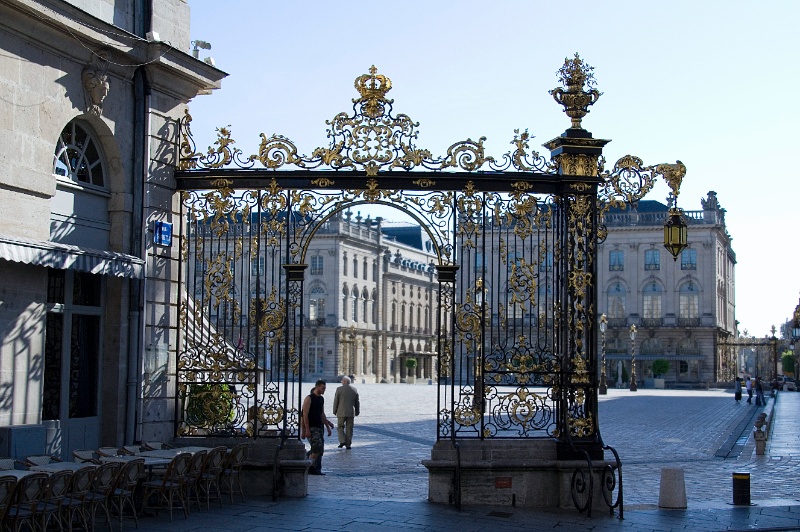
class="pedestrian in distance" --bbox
[332,375,360,449]
[734,378,742,403]
[755,376,765,407]
[301,379,335,475]
[745,376,753,404]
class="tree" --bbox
[781,351,795,375]
[405,358,417,370]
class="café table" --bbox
[30,462,97,473]
[137,446,213,459]
[0,469,38,479]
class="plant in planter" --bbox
[652,359,670,378]
[405,358,418,383]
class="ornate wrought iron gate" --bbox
[173,57,685,500]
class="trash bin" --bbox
[732,472,750,505]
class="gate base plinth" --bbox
[173,437,311,498]
[423,440,613,510]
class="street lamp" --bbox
[771,324,778,381]
[599,314,608,395]
[629,324,638,392]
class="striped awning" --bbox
[0,235,144,279]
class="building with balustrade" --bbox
[597,191,737,386]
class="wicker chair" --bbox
[141,453,191,521]
[97,447,122,458]
[120,445,143,456]
[184,450,207,512]
[35,468,72,531]
[109,458,145,530]
[0,458,16,471]
[62,466,96,532]
[220,443,248,503]
[84,461,120,531]
[195,446,227,510]
[72,449,100,464]
[143,441,175,451]
[23,455,62,468]
[4,472,48,532]
[0,475,18,524]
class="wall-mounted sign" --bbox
[154,221,172,247]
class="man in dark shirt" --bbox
[301,379,334,475]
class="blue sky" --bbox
[186,0,800,337]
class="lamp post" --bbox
[771,324,778,381]
[629,324,638,392]
[792,300,800,379]
[599,314,608,395]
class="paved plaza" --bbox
[136,385,800,531]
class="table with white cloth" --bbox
[30,462,97,473]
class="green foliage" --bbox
[185,383,235,427]
[781,351,795,374]
[405,358,418,369]
[651,359,670,377]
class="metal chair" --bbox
[195,446,227,510]
[0,475,18,524]
[141,452,191,521]
[220,443,248,503]
[72,449,100,464]
[4,472,48,532]
[35,468,72,531]
[109,458,145,530]
[84,461,120,531]
[61,465,96,532]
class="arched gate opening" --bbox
[173,57,688,514]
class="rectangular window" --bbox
[643,295,661,319]
[309,297,326,320]
[310,256,323,275]
[644,249,660,271]
[681,248,697,270]
[251,257,264,276]
[609,250,624,271]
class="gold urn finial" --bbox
[550,53,601,130]
[353,65,393,117]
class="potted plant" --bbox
[405,358,417,384]
[650,359,669,389]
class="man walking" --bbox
[301,380,334,475]
[332,376,360,449]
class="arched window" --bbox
[343,254,348,276]
[353,257,359,279]
[679,281,700,322]
[53,121,105,187]
[342,284,349,321]
[362,288,369,323]
[363,258,368,280]
[607,282,626,320]
[391,302,397,331]
[352,287,359,322]
[372,289,378,324]
[309,284,326,322]
[642,282,662,321]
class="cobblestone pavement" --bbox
[310,384,800,508]
[131,385,800,531]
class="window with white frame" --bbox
[681,248,697,270]
[609,250,624,271]
[643,282,662,319]
[644,249,660,271]
[310,255,323,275]
[607,282,626,319]
[307,338,324,374]
[679,281,699,319]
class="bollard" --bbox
[658,467,687,508]
[732,472,750,505]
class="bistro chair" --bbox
[72,449,101,464]
[61,465,96,532]
[97,447,122,458]
[184,450,207,512]
[220,443,248,503]
[120,445,143,456]
[4,471,48,532]
[35,468,72,531]
[23,454,62,468]
[0,458,16,471]
[196,446,227,510]
[0,475,18,524]
[141,452,191,521]
[109,458,145,530]
[84,461,120,531]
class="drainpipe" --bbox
[128,66,150,444]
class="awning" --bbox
[0,235,144,279]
